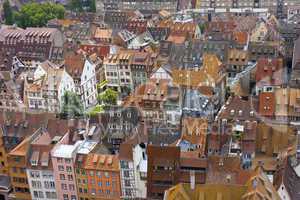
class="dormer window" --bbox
[238,110,243,116]
[30,151,39,166]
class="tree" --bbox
[15,2,65,28]
[3,0,14,25]
[98,88,118,105]
[89,0,96,12]
[60,91,84,119]
[69,0,83,12]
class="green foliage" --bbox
[199,23,206,33]
[88,105,104,117]
[60,91,84,119]
[15,2,65,28]
[98,88,118,106]
[69,0,96,12]
[89,0,96,12]
[69,0,83,12]
[3,0,14,25]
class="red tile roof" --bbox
[255,58,284,87]
[258,92,275,117]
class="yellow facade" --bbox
[7,138,32,200]
[75,167,90,200]
[0,134,9,175]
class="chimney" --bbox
[190,170,195,190]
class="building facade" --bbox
[0,26,64,68]
[65,55,98,110]
[24,61,75,112]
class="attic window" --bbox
[238,110,243,116]
[230,110,235,116]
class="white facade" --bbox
[120,144,147,199]
[132,144,147,199]
[57,71,76,109]
[26,169,57,200]
[120,159,135,199]
[277,182,291,200]
[26,64,75,113]
[103,54,133,93]
[76,60,97,109]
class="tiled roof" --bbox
[172,54,223,88]
[255,58,284,86]
[84,153,119,171]
[275,88,300,117]
[258,92,275,117]
[94,28,113,39]
[64,54,86,78]
[242,167,281,200]
[218,96,258,121]
[165,183,247,200]
[233,31,248,45]
[166,34,186,44]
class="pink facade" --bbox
[52,157,77,200]
[51,142,79,200]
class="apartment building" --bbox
[119,140,147,199]
[103,53,133,93]
[102,0,178,14]
[26,122,69,200]
[131,52,153,88]
[65,54,97,110]
[196,0,299,17]
[0,26,64,68]
[75,153,121,200]
[0,112,57,176]
[7,128,42,200]
[24,61,75,112]
[51,141,81,200]
[147,145,207,199]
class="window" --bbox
[58,165,64,171]
[124,171,130,178]
[89,171,94,176]
[106,190,110,195]
[31,181,42,188]
[91,188,96,194]
[65,158,71,163]
[60,174,65,180]
[68,175,73,181]
[96,171,101,177]
[63,194,68,200]
[106,181,110,186]
[61,183,68,190]
[98,181,102,186]
[66,166,72,172]
[69,184,75,191]
[71,195,76,200]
